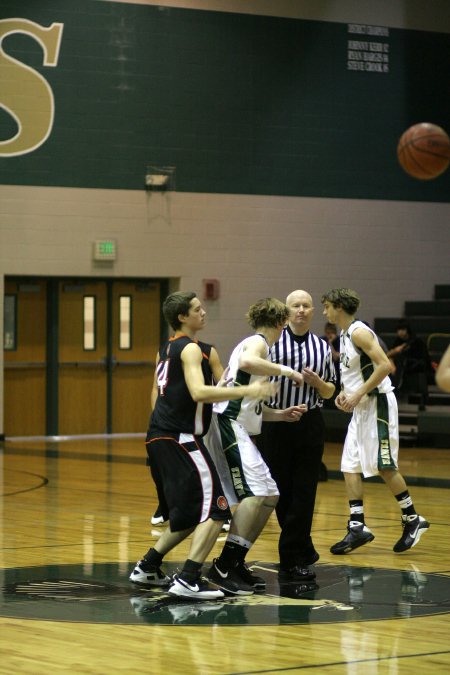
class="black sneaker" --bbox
[330,521,374,555]
[206,559,254,596]
[278,565,316,582]
[235,562,266,591]
[129,559,171,587]
[393,514,430,552]
[168,574,224,600]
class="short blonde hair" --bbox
[246,298,289,329]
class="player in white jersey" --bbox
[206,298,311,594]
[436,343,450,392]
[321,288,429,554]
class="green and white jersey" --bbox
[340,321,394,397]
[214,334,269,435]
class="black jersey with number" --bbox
[149,335,213,436]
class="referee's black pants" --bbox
[260,408,325,569]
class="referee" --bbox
[260,289,336,580]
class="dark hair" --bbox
[396,319,412,334]
[321,288,360,315]
[163,291,197,330]
[324,321,337,332]
[246,298,289,329]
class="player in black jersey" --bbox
[150,339,227,528]
[129,291,276,600]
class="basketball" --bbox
[397,123,450,180]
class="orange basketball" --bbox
[397,122,450,180]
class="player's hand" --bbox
[281,404,307,422]
[335,392,349,411]
[249,378,277,400]
[335,391,362,412]
[217,366,233,387]
[289,370,304,386]
[301,367,322,388]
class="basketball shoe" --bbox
[206,559,254,595]
[393,514,430,552]
[330,521,375,555]
[234,561,266,591]
[168,574,224,600]
[129,559,171,587]
[151,506,166,526]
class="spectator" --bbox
[387,320,432,407]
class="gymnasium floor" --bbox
[1,436,449,674]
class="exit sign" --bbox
[93,240,117,261]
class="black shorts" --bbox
[146,430,231,532]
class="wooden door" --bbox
[111,281,160,433]
[58,281,108,435]
[3,280,47,436]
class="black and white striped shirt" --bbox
[268,325,336,410]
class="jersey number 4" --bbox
[156,359,170,396]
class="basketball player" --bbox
[150,338,231,532]
[321,288,429,554]
[206,298,308,594]
[436,344,450,392]
[129,291,276,600]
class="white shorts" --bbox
[341,391,399,478]
[206,413,279,502]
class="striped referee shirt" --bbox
[268,325,336,410]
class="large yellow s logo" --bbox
[0,18,64,156]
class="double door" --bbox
[3,278,163,436]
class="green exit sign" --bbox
[93,240,117,261]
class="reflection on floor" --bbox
[1,560,444,626]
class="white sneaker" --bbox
[129,560,171,587]
[168,574,225,600]
[151,514,166,526]
[221,520,231,533]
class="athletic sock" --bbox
[143,547,163,566]
[395,490,417,519]
[349,499,365,525]
[179,559,202,583]
[217,541,248,570]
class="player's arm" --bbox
[341,328,391,409]
[182,342,276,402]
[239,336,303,385]
[150,351,160,410]
[436,344,450,393]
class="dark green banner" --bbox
[1,0,449,200]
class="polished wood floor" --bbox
[1,436,450,674]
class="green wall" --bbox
[1,0,449,201]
